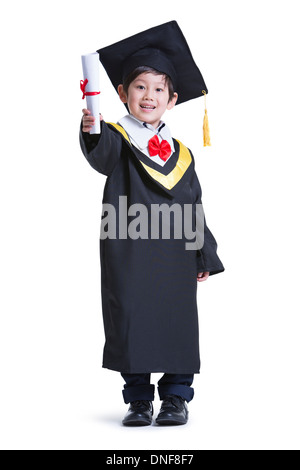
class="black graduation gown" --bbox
[79,120,224,374]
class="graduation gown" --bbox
[79,120,224,374]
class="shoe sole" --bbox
[122,420,152,427]
[156,419,187,426]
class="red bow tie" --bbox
[148,135,171,162]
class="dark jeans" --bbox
[121,373,194,404]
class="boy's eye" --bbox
[137,85,145,90]
[156,88,164,92]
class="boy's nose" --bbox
[143,91,154,101]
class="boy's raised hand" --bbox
[197,272,210,282]
[82,108,103,133]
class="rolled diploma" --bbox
[81,52,101,134]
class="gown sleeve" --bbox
[79,119,123,176]
[190,154,225,276]
[196,218,225,276]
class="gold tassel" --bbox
[202,90,211,147]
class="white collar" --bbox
[117,114,175,153]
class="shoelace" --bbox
[163,395,185,409]
[131,400,151,409]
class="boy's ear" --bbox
[118,84,127,103]
[167,92,178,110]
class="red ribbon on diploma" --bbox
[80,79,101,99]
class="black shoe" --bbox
[122,400,153,426]
[156,395,188,426]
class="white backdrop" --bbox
[1,0,300,450]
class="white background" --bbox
[0,0,300,450]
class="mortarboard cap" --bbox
[97,20,208,106]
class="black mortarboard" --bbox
[97,20,208,106]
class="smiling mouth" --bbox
[140,105,156,110]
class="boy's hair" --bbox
[123,66,176,103]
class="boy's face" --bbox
[118,72,178,129]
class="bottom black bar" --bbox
[100,451,200,466]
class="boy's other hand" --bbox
[197,272,210,282]
[82,108,103,133]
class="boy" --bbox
[80,21,224,426]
